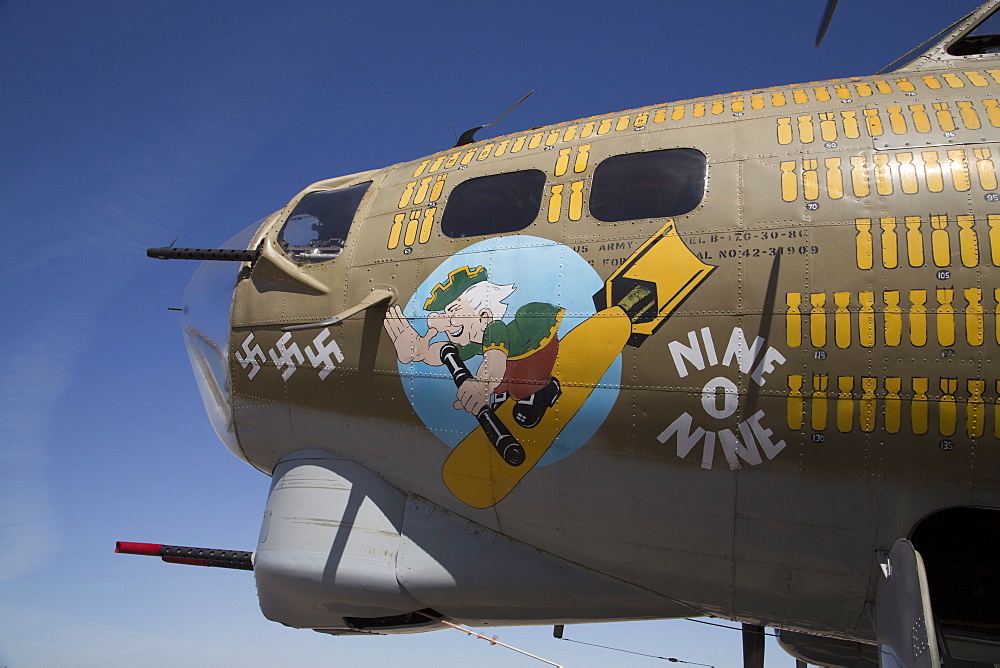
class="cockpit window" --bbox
[441,170,546,238]
[590,148,706,223]
[278,182,371,263]
[948,7,1000,55]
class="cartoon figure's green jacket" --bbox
[456,301,563,399]
[383,265,564,428]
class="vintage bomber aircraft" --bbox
[124,2,1000,666]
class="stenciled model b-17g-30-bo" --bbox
[120,3,1000,666]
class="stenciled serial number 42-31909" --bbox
[713,245,821,259]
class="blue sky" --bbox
[0,0,985,665]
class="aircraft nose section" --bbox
[180,219,266,462]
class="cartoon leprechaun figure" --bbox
[383,265,563,428]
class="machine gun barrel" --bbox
[146,247,259,262]
[115,541,254,570]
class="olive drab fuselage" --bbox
[218,2,1000,645]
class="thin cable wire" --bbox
[555,618,776,664]
[441,621,563,667]
[690,619,876,662]
[558,637,714,666]
[684,618,779,637]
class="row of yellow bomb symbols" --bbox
[787,375,996,439]
[777,98,1000,146]
[785,288,997,348]
[780,149,998,202]
[854,214,1000,270]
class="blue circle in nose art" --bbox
[395,235,622,466]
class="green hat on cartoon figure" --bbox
[424,266,489,311]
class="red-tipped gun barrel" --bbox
[116,541,253,570]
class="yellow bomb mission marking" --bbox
[658,326,788,470]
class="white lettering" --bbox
[700,326,718,366]
[700,431,716,469]
[751,347,786,386]
[657,412,706,459]
[718,425,761,468]
[658,326,790,470]
[668,331,705,378]
[660,410,786,470]
[746,410,786,459]
[722,328,764,373]
[701,376,738,419]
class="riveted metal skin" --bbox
[169,1,1000,656]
